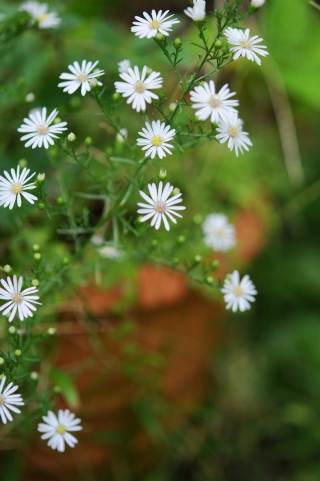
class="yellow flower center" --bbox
[155,201,166,213]
[240,39,251,49]
[37,13,47,22]
[77,74,88,83]
[38,125,49,135]
[209,96,221,108]
[149,19,161,30]
[228,127,238,137]
[12,293,23,303]
[215,228,224,237]
[152,136,163,147]
[11,183,23,195]
[56,425,66,434]
[135,81,145,93]
[0,394,4,406]
[233,286,243,297]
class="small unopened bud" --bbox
[32,279,39,287]
[193,214,203,224]
[30,371,39,380]
[112,92,121,102]
[177,235,185,244]
[211,260,219,269]
[19,159,27,168]
[172,187,180,196]
[158,169,167,180]
[194,255,202,264]
[116,128,128,142]
[34,253,41,262]
[173,37,182,49]
[155,32,165,42]
[14,349,22,357]
[169,102,177,113]
[0,357,5,366]
[145,67,153,77]
[151,239,158,247]
[251,0,265,6]
[38,202,45,210]
[172,257,180,265]
[206,276,214,285]
[8,326,16,335]
[214,39,223,49]
[37,173,45,183]
[85,136,92,146]
[62,257,69,265]
[90,78,98,88]
[33,244,40,252]
[0,374,4,381]
[25,93,35,102]
[54,117,61,125]
[53,385,61,394]
[3,264,11,273]
[68,132,76,142]
[56,197,64,205]
[47,327,56,336]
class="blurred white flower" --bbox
[38,409,82,452]
[131,10,180,39]
[251,0,265,7]
[0,376,24,424]
[115,65,163,112]
[118,59,131,74]
[116,128,128,142]
[19,1,61,29]
[184,0,206,21]
[202,213,236,252]
[98,245,122,259]
[216,114,252,156]
[0,275,41,322]
[18,107,67,149]
[190,80,238,123]
[221,270,257,312]
[58,60,104,96]
[224,27,269,66]
[137,120,175,159]
[138,181,186,231]
[0,166,37,209]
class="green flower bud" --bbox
[62,257,69,265]
[206,276,214,285]
[68,132,76,142]
[172,187,180,196]
[38,202,45,210]
[172,257,180,265]
[0,357,5,366]
[8,326,16,335]
[47,327,56,336]
[3,265,12,273]
[158,169,167,180]
[194,255,202,264]
[56,197,64,205]
[112,92,121,102]
[173,37,182,49]
[33,244,40,252]
[214,39,223,49]
[151,239,158,247]
[177,235,186,244]
[53,385,61,394]
[18,159,27,168]
[15,349,22,357]
[32,279,39,287]
[85,137,92,146]
[34,253,41,262]
[193,214,203,224]
[211,260,219,269]
[54,117,61,125]
[89,78,98,88]
[30,371,39,380]
[155,32,165,43]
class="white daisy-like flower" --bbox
[0,166,37,210]
[0,376,24,424]
[216,113,252,156]
[190,80,239,123]
[0,275,41,322]
[58,60,105,97]
[118,59,131,74]
[19,1,61,29]
[221,270,257,312]
[251,0,265,7]
[18,107,67,149]
[138,181,186,231]
[184,0,206,21]
[38,409,82,452]
[137,120,175,159]
[131,10,180,39]
[115,66,163,112]
[224,27,269,66]
[202,213,236,252]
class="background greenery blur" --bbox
[1,0,320,480]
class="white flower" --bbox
[251,0,265,7]
[19,1,61,29]
[38,409,82,452]
[137,120,175,159]
[138,181,186,231]
[216,113,252,156]
[184,0,206,21]
[98,245,122,259]
[190,80,239,123]
[116,128,128,142]
[202,213,236,252]
[0,275,41,322]
[115,66,163,112]
[0,376,24,424]
[58,60,104,96]
[0,166,37,210]
[18,107,67,149]
[131,10,180,39]
[224,27,269,66]
[118,59,131,74]
[221,270,257,312]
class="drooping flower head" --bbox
[115,66,163,112]
[131,10,180,39]
[18,107,67,149]
[0,376,24,424]
[19,1,61,29]
[0,166,37,210]
[118,59,131,74]
[190,80,239,123]
[224,27,269,66]
[137,120,176,159]
[38,409,82,452]
[221,270,257,312]
[184,0,206,22]
[216,113,252,156]
[138,181,186,231]
[0,275,41,322]
[202,213,236,252]
[58,60,104,96]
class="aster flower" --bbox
[138,181,186,231]
[0,376,24,424]
[19,2,61,29]
[18,107,67,149]
[184,0,206,21]
[131,10,180,39]
[202,213,236,252]
[118,59,131,74]
[58,60,104,96]
[0,166,37,210]
[216,113,252,156]
[0,275,41,322]
[115,65,163,112]
[221,270,257,312]
[224,27,269,66]
[251,0,266,7]
[190,80,239,123]
[38,409,82,452]
[137,120,175,159]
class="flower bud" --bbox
[177,235,185,244]
[112,92,121,102]
[214,39,223,49]
[53,385,62,394]
[0,374,4,381]
[251,0,265,6]
[194,255,202,264]
[211,260,219,269]
[173,37,182,49]
[30,371,39,380]
[47,327,56,336]
[151,239,158,247]
[206,276,214,285]
[32,279,39,287]
[146,67,153,77]
[68,132,76,142]
[54,117,61,125]
[8,326,16,335]
[172,187,180,196]
[14,349,22,357]
[25,93,35,103]
[56,197,64,205]
[158,169,167,180]
[37,173,45,183]
[169,102,177,113]
[38,202,45,210]
[0,357,5,366]
[193,214,203,224]
[33,244,40,252]
[62,257,69,265]
[85,136,92,146]
[34,253,41,262]
[172,257,180,265]
[89,78,98,88]
[116,128,128,142]
[19,159,27,168]
[155,32,165,43]
[3,264,12,273]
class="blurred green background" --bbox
[1,0,320,480]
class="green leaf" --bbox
[50,367,80,408]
